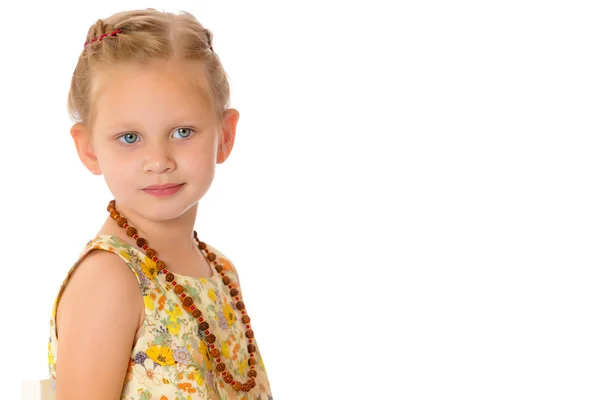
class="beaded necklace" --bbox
[107,200,257,392]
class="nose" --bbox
[142,142,176,174]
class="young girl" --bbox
[47,8,272,400]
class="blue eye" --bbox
[173,128,193,139]
[119,133,138,144]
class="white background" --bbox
[0,0,599,399]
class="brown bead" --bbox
[146,248,156,258]
[247,344,256,353]
[126,226,137,237]
[193,231,198,238]
[174,285,184,295]
[245,330,254,339]
[108,200,115,210]
[210,349,220,358]
[117,217,127,227]
[183,297,193,307]
[156,260,165,269]
[249,378,256,388]
[215,264,223,273]
[230,288,239,297]
[236,301,245,311]
[207,252,216,262]
[216,362,225,372]
[242,383,251,392]
[136,237,147,247]
[165,272,175,282]
[241,315,250,324]
[248,357,256,366]
[206,334,216,344]
[222,276,231,285]
[110,211,119,220]
[248,370,257,378]
[234,382,242,391]
[192,309,202,318]
[198,241,207,250]
[199,322,209,331]
[224,373,233,383]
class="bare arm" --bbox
[55,250,144,400]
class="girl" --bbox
[47,8,272,400]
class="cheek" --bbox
[104,155,133,172]
[98,152,139,189]
[104,169,138,196]
[182,141,218,171]
[183,156,216,184]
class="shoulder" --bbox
[53,248,143,398]
[56,247,144,337]
[68,247,144,293]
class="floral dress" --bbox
[48,235,272,400]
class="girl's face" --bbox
[78,59,237,221]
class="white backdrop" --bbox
[1,0,599,399]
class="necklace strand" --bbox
[107,200,257,392]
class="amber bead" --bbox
[245,330,254,339]
[108,200,115,211]
[222,276,231,285]
[248,370,257,378]
[247,344,256,353]
[224,374,233,383]
[242,315,250,324]
[156,260,165,269]
[234,382,242,391]
[207,252,216,262]
[126,226,137,237]
[215,264,223,273]
[199,322,209,331]
[198,241,207,250]
[110,211,119,220]
[117,217,127,227]
[216,362,225,372]
[230,288,239,297]
[248,358,256,366]
[174,285,184,295]
[236,301,245,311]
[206,334,216,344]
[192,309,202,318]
[136,237,147,247]
[165,272,175,282]
[146,248,156,258]
[183,297,193,307]
[210,349,220,358]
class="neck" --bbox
[101,201,200,256]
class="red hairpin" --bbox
[84,29,123,48]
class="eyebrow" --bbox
[104,121,204,131]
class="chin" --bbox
[114,189,199,222]
[143,197,198,221]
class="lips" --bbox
[144,183,183,190]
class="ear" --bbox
[216,108,240,164]
[70,123,102,175]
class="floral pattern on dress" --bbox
[48,235,272,400]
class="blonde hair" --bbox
[68,8,230,129]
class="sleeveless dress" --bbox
[48,235,272,400]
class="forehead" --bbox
[90,60,214,128]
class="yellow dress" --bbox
[48,235,272,399]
